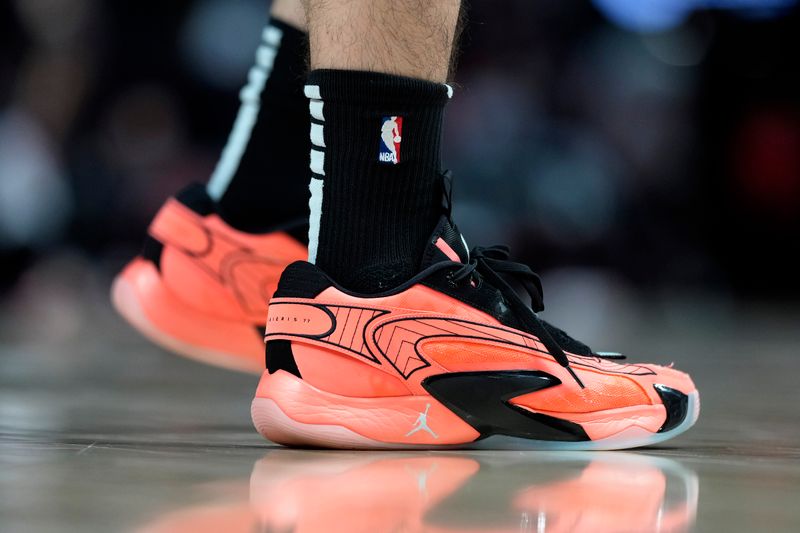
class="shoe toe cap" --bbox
[641,363,697,396]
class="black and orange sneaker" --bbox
[112,184,307,373]
[251,211,699,449]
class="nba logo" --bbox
[378,116,403,164]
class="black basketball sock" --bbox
[304,69,451,293]
[207,19,309,233]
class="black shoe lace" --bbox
[448,245,590,387]
[438,170,622,387]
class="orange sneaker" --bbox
[251,215,699,449]
[112,184,307,373]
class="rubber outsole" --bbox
[111,270,263,374]
[251,389,700,451]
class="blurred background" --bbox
[2,4,800,530]
[1,0,799,345]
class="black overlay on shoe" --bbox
[422,370,590,441]
[266,339,302,378]
[654,384,689,433]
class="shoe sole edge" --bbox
[250,371,700,451]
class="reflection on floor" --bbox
[138,451,698,533]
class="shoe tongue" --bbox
[420,216,470,268]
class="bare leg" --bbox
[304,0,461,82]
[271,0,307,31]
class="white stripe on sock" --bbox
[206,105,260,200]
[310,123,325,147]
[239,67,268,102]
[307,178,324,263]
[206,25,282,201]
[304,85,321,99]
[305,84,325,263]
[255,45,277,73]
[263,25,282,46]
[310,149,325,175]
[309,100,324,121]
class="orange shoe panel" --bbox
[569,404,666,439]
[150,198,306,323]
[120,259,264,360]
[420,338,552,372]
[159,248,249,321]
[511,370,651,414]
[149,199,212,255]
[291,344,412,398]
[266,302,337,336]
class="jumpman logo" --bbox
[406,403,438,438]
